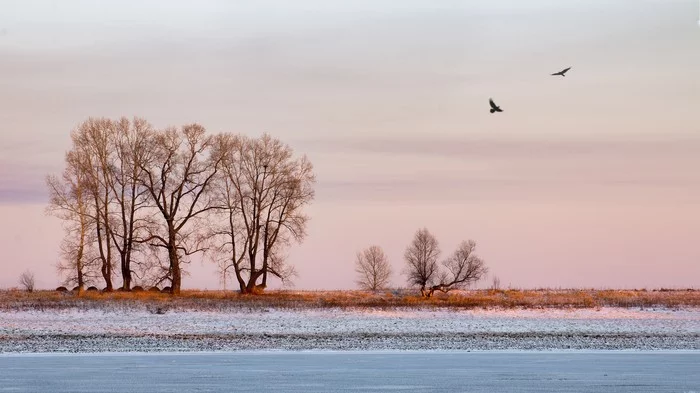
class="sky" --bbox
[1,0,699,290]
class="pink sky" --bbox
[1,0,699,290]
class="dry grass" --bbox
[0,288,698,312]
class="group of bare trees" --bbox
[404,228,488,297]
[355,228,488,297]
[47,117,315,295]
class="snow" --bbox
[1,307,698,353]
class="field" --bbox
[1,288,698,353]
[1,288,699,311]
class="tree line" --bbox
[46,117,315,295]
[355,228,488,297]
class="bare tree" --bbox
[212,134,314,294]
[18,270,35,292]
[49,117,158,292]
[71,118,116,291]
[403,228,440,297]
[46,150,94,293]
[108,117,153,290]
[55,224,102,290]
[404,229,488,297]
[139,124,224,294]
[491,275,501,290]
[428,240,488,296]
[355,245,392,291]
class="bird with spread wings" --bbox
[551,66,572,77]
[489,98,503,114]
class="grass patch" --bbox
[0,288,697,312]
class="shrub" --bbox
[19,271,35,292]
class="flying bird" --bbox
[489,98,503,114]
[551,66,572,77]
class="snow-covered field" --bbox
[1,307,698,352]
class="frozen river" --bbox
[0,351,698,392]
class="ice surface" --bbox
[0,351,699,393]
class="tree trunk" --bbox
[94,200,113,292]
[120,255,131,290]
[243,240,260,293]
[244,277,256,294]
[119,234,132,290]
[76,202,87,295]
[103,197,113,291]
[234,274,246,294]
[243,270,263,294]
[101,264,112,291]
[76,226,85,293]
[167,225,181,294]
[260,270,268,288]
[260,226,269,289]
[121,182,137,291]
[260,257,268,289]
[171,258,181,295]
[117,221,129,290]
[231,259,246,294]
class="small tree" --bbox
[404,229,488,297]
[429,240,488,296]
[491,275,501,290]
[46,150,94,292]
[355,245,392,291]
[403,228,440,297]
[19,270,35,292]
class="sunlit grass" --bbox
[0,287,697,311]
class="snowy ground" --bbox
[1,307,698,352]
[1,352,699,392]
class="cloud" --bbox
[0,187,46,204]
[0,167,48,205]
[300,136,700,203]
[298,136,700,159]
[0,139,58,204]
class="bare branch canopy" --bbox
[355,245,392,291]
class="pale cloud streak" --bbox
[301,136,700,203]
